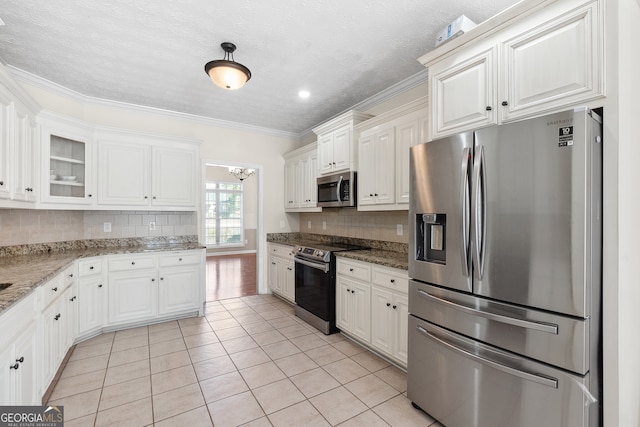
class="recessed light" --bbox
[298,90,310,99]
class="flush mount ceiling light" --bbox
[204,42,252,90]
[228,167,255,181]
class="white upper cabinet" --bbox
[430,47,496,138]
[0,68,40,205]
[39,113,95,205]
[97,130,199,210]
[283,142,321,212]
[421,0,603,139]
[313,111,373,175]
[356,98,427,211]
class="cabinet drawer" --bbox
[108,255,156,272]
[158,252,200,267]
[78,258,103,277]
[41,275,63,309]
[337,259,371,282]
[372,267,408,293]
[269,244,294,259]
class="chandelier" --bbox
[228,167,255,181]
[204,42,252,90]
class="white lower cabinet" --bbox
[0,292,38,406]
[267,243,295,303]
[336,258,409,367]
[107,250,205,327]
[336,276,371,343]
[77,258,105,338]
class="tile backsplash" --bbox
[0,209,197,247]
[299,209,409,243]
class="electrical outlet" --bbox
[279,220,285,228]
[103,222,111,233]
[322,221,327,230]
[397,224,403,236]
[149,221,156,231]
[307,221,312,229]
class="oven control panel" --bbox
[295,246,330,263]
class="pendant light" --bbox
[204,42,252,90]
[228,167,255,181]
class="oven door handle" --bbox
[294,257,330,273]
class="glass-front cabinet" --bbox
[39,114,93,205]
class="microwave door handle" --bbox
[336,175,344,205]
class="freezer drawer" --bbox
[407,316,596,427]
[409,280,589,374]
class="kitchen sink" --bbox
[0,283,12,291]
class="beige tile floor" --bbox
[47,294,440,427]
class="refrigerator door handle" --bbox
[460,147,471,277]
[415,324,558,389]
[472,145,486,280]
[416,288,559,334]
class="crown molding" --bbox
[7,66,299,140]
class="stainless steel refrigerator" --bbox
[407,107,602,427]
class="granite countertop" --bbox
[0,237,204,315]
[267,232,409,270]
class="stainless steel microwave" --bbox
[317,171,356,208]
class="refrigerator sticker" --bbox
[558,126,574,147]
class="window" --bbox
[205,181,244,247]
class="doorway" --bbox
[202,162,260,301]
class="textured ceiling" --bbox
[0,0,520,134]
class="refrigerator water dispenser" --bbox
[416,213,446,264]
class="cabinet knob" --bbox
[346,288,351,292]
[349,268,354,272]
[386,302,391,307]
[89,266,94,270]
[144,196,148,199]
[287,267,292,271]
[369,194,373,197]
[374,193,378,197]
[351,290,355,294]
[54,313,61,320]
[131,261,136,265]
[392,305,397,309]
[52,287,58,292]
[178,258,182,261]
[153,196,157,199]
[88,194,92,198]
[485,106,492,111]
[501,101,508,106]
[69,273,74,278]
[98,284,103,288]
[151,278,155,282]
[390,279,395,283]
[160,277,164,281]
[0,181,4,186]
[9,363,19,370]
[16,357,24,363]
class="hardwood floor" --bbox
[206,254,257,301]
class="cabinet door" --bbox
[373,128,395,204]
[268,255,282,295]
[371,286,393,356]
[108,270,157,325]
[358,134,375,206]
[42,298,64,386]
[98,140,150,206]
[299,156,315,207]
[42,127,93,205]
[306,152,319,206]
[396,119,420,204]
[393,293,409,365]
[331,125,351,172]
[281,259,295,302]
[0,345,13,405]
[501,1,601,121]
[77,276,104,336]
[151,146,196,207]
[430,47,496,138]
[0,92,11,200]
[284,159,299,208]
[351,281,371,343]
[336,277,353,333]
[13,323,37,405]
[12,106,37,202]
[158,266,200,315]
[318,134,334,175]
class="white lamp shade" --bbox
[207,62,250,90]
